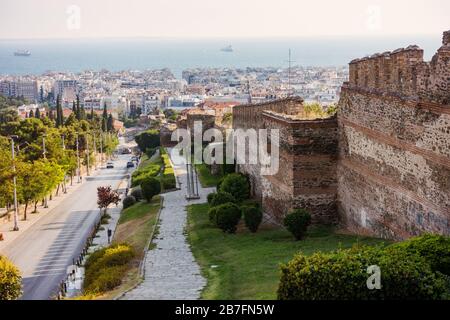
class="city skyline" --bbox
[0,0,449,40]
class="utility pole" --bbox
[76,134,81,183]
[85,134,90,176]
[61,135,65,150]
[10,136,19,231]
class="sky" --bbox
[0,0,448,39]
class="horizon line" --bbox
[0,32,441,42]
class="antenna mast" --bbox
[285,49,295,97]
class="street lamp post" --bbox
[62,135,67,193]
[42,134,48,207]
[42,134,47,159]
[86,134,90,176]
[10,136,19,231]
[93,133,98,170]
[76,134,81,183]
[100,132,104,165]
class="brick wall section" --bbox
[338,31,450,239]
[233,98,338,223]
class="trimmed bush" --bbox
[131,163,161,187]
[208,206,218,225]
[161,174,176,191]
[0,255,22,300]
[283,209,311,240]
[146,147,157,158]
[242,205,263,233]
[278,245,449,300]
[122,195,136,209]
[219,173,250,202]
[207,192,216,205]
[215,203,242,234]
[130,187,142,201]
[141,177,161,202]
[389,234,450,276]
[210,191,236,207]
[83,244,135,294]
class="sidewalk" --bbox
[121,148,215,300]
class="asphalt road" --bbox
[2,149,133,300]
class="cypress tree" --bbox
[72,101,76,114]
[107,113,114,132]
[35,107,41,119]
[90,106,94,120]
[102,103,108,131]
[76,95,81,120]
[29,109,34,118]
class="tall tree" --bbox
[55,95,62,127]
[102,102,108,132]
[76,95,81,120]
[72,101,76,114]
[90,106,94,120]
[35,107,40,119]
[28,109,34,118]
[107,113,114,132]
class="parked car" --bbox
[121,148,132,154]
[126,161,135,168]
[106,162,114,169]
[131,156,138,162]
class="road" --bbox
[1,144,134,300]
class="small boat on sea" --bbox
[220,45,233,52]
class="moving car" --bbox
[126,161,135,168]
[106,162,114,169]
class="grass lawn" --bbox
[196,163,223,187]
[95,197,161,299]
[187,203,389,300]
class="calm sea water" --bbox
[0,35,441,78]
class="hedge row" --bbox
[83,244,135,295]
[278,234,450,300]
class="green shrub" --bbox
[131,163,161,187]
[161,174,176,190]
[0,255,22,300]
[141,177,161,202]
[278,245,448,300]
[210,191,236,207]
[242,205,263,233]
[130,187,142,201]
[219,173,250,202]
[135,129,160,152]
[283,209,311,240]
[241,199,261,209]
[122,195,136,209]
[215,203,242,234]
[208,206,218,225]
[100,213,111,225]
[207,192,216,205]
[83,244,135,294]
[389,234,450,275]
[146,147,157,158]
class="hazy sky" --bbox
[0,0,448,39]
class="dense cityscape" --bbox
[0,65,347,122]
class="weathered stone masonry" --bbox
[338,31,450,239]
[233,98,338,224]
[232,31,449,239]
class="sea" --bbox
[0,35,442,78]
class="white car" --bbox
[106,162,114,169]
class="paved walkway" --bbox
[122,149,214,300]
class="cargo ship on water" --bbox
[14,50,31,56]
